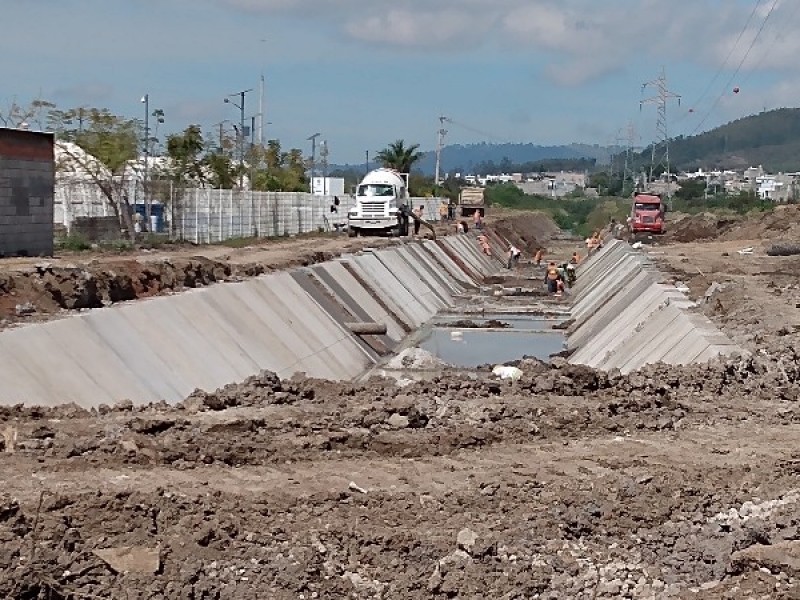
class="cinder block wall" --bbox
[0,128,55,257]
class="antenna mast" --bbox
[434,115,448,186]
[641,67,681,196]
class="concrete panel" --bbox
[570,286,674,361]
[421,240,477,289]
[403,244,465,296]
[341,256,423,329]
[442,236,492,278]
[390,246,455,305]
[610,308,696,373]
[568,235,743,373]
[373,249,447,313]
[433,239,483,282]
[348,253,436,326]
[312,262,406,342]
[568,270,656,343]
[251,273,372,379]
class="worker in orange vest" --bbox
[534,248,544,266]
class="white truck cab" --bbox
[348,168,410,237]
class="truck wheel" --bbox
[348,227,358,238]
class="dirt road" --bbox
[0,214,798,599]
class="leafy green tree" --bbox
[50,106,141,238]
[166,125,206,186]
[376,140,423,173]
[204,153,238,189]
[674,178,707,201]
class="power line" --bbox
[685,0,763,117]
[736,1,800,92]
[691,0,781,135]
[441,116,510,144]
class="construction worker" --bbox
[474,210,483,230]
[570,251,580,264]
[412,205,423,236]
[477,234,492,256]
[534,248,544,266]
[561,261,577,287]
[544,261,562,295]
[506,244,521,269]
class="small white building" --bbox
[311,177,345,196]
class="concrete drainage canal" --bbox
[0,232,743,408]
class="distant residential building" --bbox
[756,173,795,202]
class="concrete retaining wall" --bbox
[568,240,743,373]
[0,232,503,408]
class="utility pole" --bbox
[307,132,321,194]
[224,89,253,188]
[258,74,265,147]
[641,68,681,197]
[622,121,638,197]
[365,150,369,176]
[320,140,329,197]
[434,115,448,186]
[140,94,150,224]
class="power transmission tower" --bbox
[640,67,681,196]
[434,115,448,186]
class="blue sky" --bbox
[2,0,798,163]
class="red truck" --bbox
[630,193,666,235]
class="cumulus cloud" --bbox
[216,0,800,85]
[344,8,486,48]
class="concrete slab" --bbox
[421,240,477,289]
[403,244,465,296]
[343,255,430,328]
[369,249,446,314]
[391,246,455,304]
[311,262,406,342]
[433,239,483,282]
[569,270,656,340]
[252,273,372,379]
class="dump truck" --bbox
[630,192,666,236]
[347,168,410,237]
[458,186,485,218]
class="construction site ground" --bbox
[0,209,799,599]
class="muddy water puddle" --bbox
[419,314,566,367]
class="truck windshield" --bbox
[634,202,661,211]
[358,184,394,197]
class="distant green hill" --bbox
[638,108,800,173]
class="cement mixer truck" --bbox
[347,168,411,237]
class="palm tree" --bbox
[376,139,423,173]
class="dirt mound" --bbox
[719,204,800,241]
[665,213,742,243]
[0,349,798,598]
[492,212,561,255]
[667,205,800,244]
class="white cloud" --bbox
[345,8,486,48]
[214,0,800,86]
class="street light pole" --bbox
[224,89,253,188]
[307,132,321,194]
[141,94,150,223]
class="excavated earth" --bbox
[0,212,799,599]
